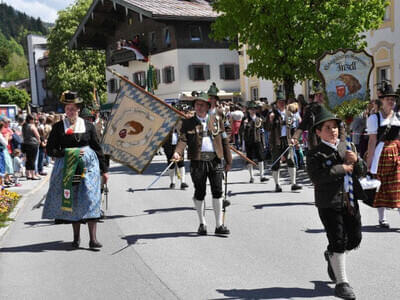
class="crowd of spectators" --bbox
[0,111,61,188]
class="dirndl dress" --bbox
[374,140,400,208]
[3,148,13,174]
[0,148,5,177]
[42,146,101,222]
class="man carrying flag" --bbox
[172,92,232,236]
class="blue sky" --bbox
[2,0,75,23]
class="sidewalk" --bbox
[0,164,52,241]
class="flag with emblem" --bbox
[102,70,180,173]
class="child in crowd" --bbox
[12,148,24,187]
[306,107,366,300]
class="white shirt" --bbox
[197,115,215,152]
[366,112,400,174]
[278,109,287,137]
[231,110,244,121]
[13,156,24,173]
[366,111,400,135]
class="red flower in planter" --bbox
[345,117,353,125]
[66,128,74,135]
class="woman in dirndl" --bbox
[42,91,109,249]
[366,86,400,228]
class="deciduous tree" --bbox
[47,0,106,107]
[211,0,387,98]
[0,86,30,108]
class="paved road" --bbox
[0,154,399,299]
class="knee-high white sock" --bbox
[193,199,206,225]
[258,162,264,179]
[272,170,280,185]
[288,167,296,185]
[212,198,223,227]
[168,168,175,184]
[378,207,386,222]
[398,208,400,216]
[179,167,186,183]
[329,252,348,284]
[248,164,254,179]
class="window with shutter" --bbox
[220,64,237,80]
[219,65,225,80]
[164,28,171,47]
[189,64,210,81]
[133,71,146,88]
[108,79,116,93]
[189,65,194,80]
[155,69,161,84]
[204,65,210,80]
[163,66,175,83]
[149,32,156,51]
[190,26,202,41]
[234,64,240,79]
[250,87,259,101]
[170,66,175,82]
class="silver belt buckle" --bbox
[202,131,209,138]
[200,152,215,161]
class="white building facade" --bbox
[27,34,49,108]
[106,48,240,103]
[365,0,399,99]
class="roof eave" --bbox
[152,15,217,21]
[69,0,153,49]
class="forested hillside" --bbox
[0,3,49,81]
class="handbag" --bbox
[359,176,381,207]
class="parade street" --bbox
[0,154,399,300]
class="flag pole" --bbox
[106,67,184,117]
[106,67,257,167]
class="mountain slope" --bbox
[0,2,49,81]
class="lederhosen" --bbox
[241,116,265,162]
[190,117,224,201]
[270,109,295,171]
[307,142,365,253]
[163,125,184,169]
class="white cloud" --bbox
[3,0,75,23]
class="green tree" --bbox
[0,52,28,81]
[0,87,30,109]
[211,0,387,98]
[47,0,106,107]
[0,46,9,68]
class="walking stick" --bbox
[145,161,174,190]
[104,183,109,211]
[223,170,230,225]
[175,162,181,180]
[270,145,292,169]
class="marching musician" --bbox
[207,82,231,138]
[162,118,189,190]
[239,101,268,183]
[267,95,302,192]
[172,92,232,236]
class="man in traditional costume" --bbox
[267,95,302,192]
[239,101,268,183]
[172,92,232,235]
[162,118,188,189]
